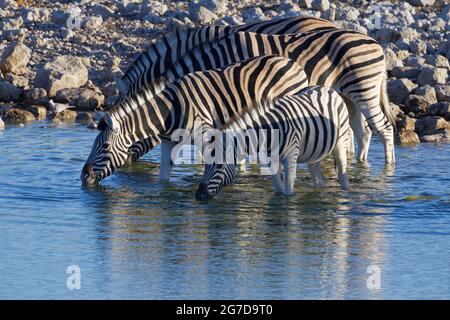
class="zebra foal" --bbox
[196,86,350,200]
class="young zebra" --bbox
[114,16,338,166]
[114,22,394,170]
[81,55,309,184]
[195,86,350,200]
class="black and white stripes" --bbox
[196,86,350,200]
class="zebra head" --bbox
[81,113,129,185]
[195,163,237,201]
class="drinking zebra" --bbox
[113,17,341,169]
[196,86,350,200]
[112,19,394,172]
[81,55,309,184]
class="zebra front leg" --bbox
[332,140,349,190]
[282,152,299,196]
[347,127,355,157]
[307,162,325,188]
[350,111,371,162]
[159,139,177,181]
[272,165,284,194]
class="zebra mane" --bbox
[118,25,233,97]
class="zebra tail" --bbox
[380,72,397,131]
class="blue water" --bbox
[0,121,449,299]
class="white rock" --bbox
[417,66,448,86]
[312,0,330,11]
[0,42,31,75]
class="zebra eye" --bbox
[216,164,224,169]
[102,143,110,149]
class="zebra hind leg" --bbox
[307,162,325,188]
[350,110,372,162]
[159,139,177,182]
[282,152,299,196]
[332,139,349,190]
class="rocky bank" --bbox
[0,0,449,143]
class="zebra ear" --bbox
[103,113,119,133]
[115,77,129,94]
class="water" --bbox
[0,121,449,299]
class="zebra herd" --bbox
[81,16,396,199]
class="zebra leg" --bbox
[332,140,349,190]
[282,152,298,196]
[350,110,371,162]
[307,162,325,188]
[347,127,355,157]
[272,165,284,194]
[159,139,177,181]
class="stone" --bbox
[75,112,94,124]
[434,84,450,102]
[420,133,445,143]
[406,0,435,6]
[4,73,28,89]
[387,78,417,105]
[376,28,401,44]
[425,55,450,69]
[52,109,77,122]
[398,129,420,144]
[191,5,218,24]
[298,0,313,8]
[26,105,46,120]
[90,4,115,20]
[397,116,417,131]
[82,15,103,30]
[426,102,450,119]
[391,66,421,79]
[23,88,48,105]
[312,0,330,11]
[34,56,88,97]
[3,108,35,124]
[415,116,448,136]
[243,7,265,23]
[405,94,436,113]
[0,41,31,75]
[0,80,22,102]
[385,48,403,71]
[54,87,104,111]
[198,0,228,15]
[417,66,448,86]
[399,28,420,43]
[409,39,427,55]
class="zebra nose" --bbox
[81,163,97,184]
[195,183,212,201]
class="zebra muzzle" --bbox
[81,163,97,185]
[195,183,213,201]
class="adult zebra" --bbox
[196,86,350,200]
[111,19,394,173]
[113,16,340,170]
[81,55,309,184]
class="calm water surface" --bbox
[0,121,449,299]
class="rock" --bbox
[198,0,228,15]
[82,15,103,30]
[34,56,88,97]
[52,109,77,122]
[0,80,22,102]
[425,55,450,69]
[242,7,265,23]
[398,129,420,144]
[434,84,450,102]
[90,4,115,20]
[405,94,436,114]
[0,42,31,75]
[420,133,445,143]
[387,78,417,105]
[4,73,28,89]
[391,66,421,79]
[409,39,427,55]
[312,0,330,11]
[415,116,448,136]
[385,48,403,71]
[3,108,35,124]
[417,66,448,86]
[191,5,218,24]
[426,102,450,119]
[397,116,417,131]
[298,0,313,8]
[54,87,104,111]
[376,28,401,44]
[75,112,94,124]
[23,88,48,105]
[26,105,46,120]
[406,0,435,6]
